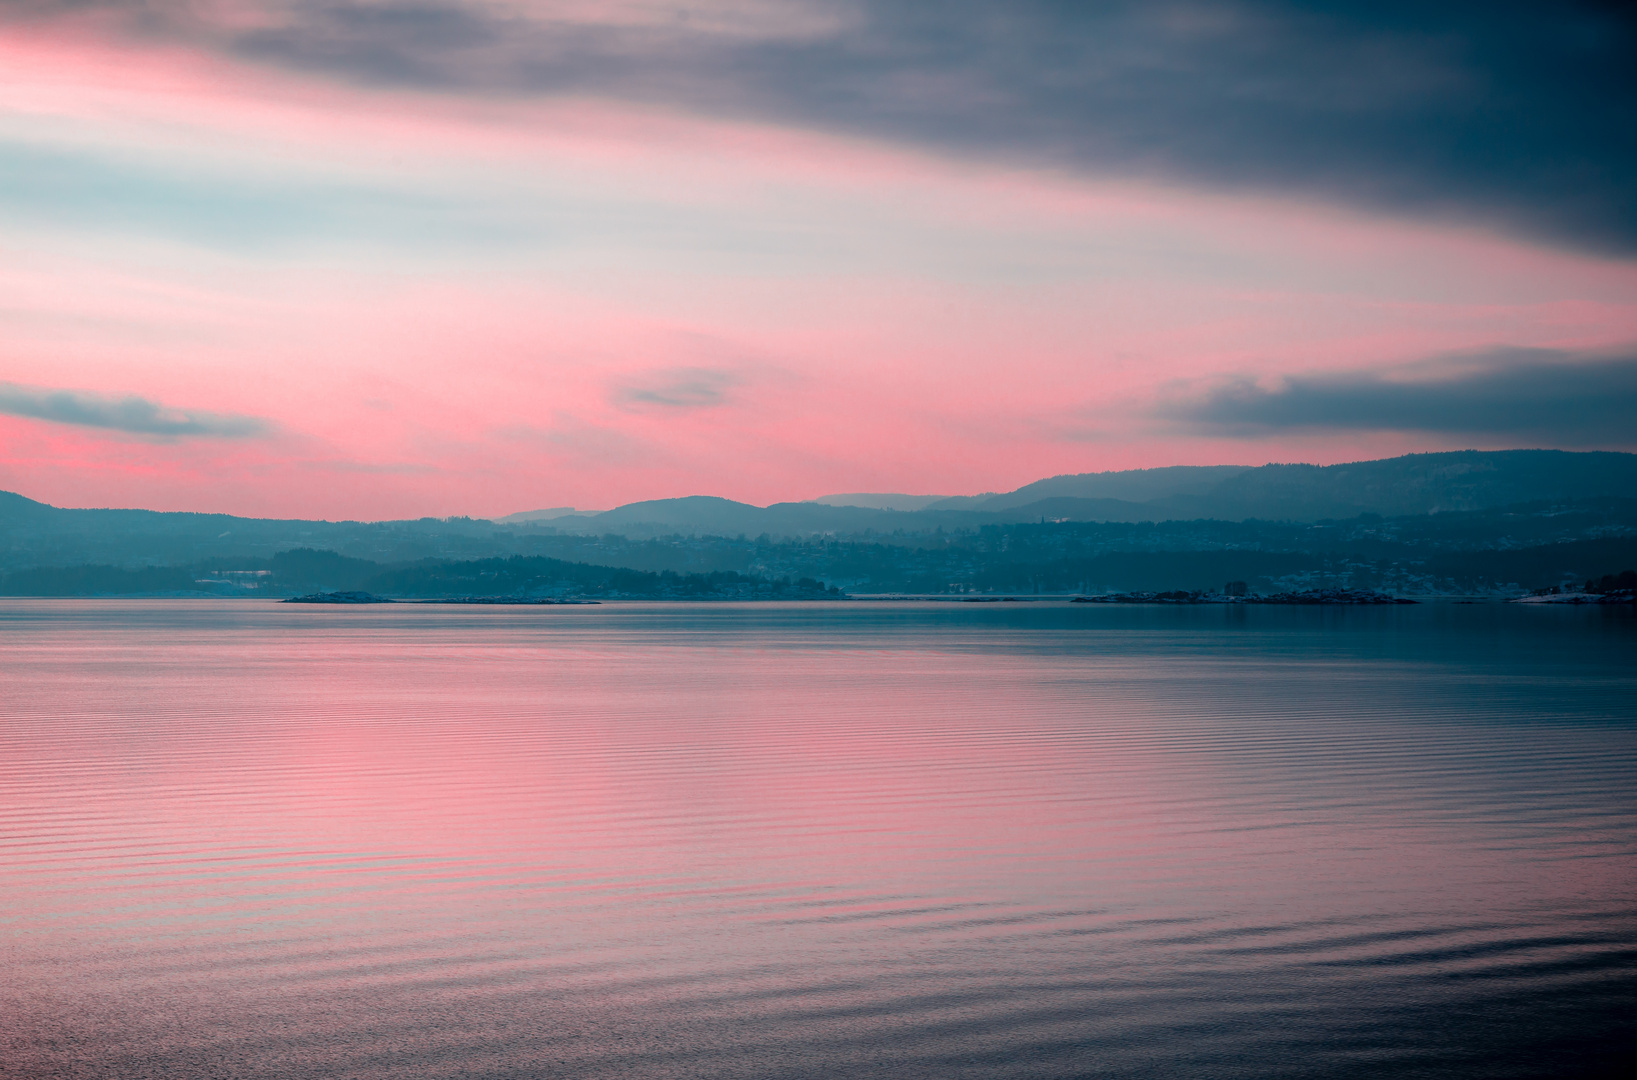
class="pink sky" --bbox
[3,13,1636,519]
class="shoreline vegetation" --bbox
[274,579,1637,606]
[4,529,1634,601]
[6,563,1633,605]
[12,586,1636,605]
[277,588,1416,605]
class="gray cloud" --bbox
[0,382,271,438]
[1159,347,1637,446]
[615,367,738,410]
[8,1,1634,255]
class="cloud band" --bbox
[9,0,1633,255]
[1159,348,1637,446]
[0,382,270,438]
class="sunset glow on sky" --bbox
[3,2,1635,519]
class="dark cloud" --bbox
[9,1,1635,255]
[0,382,270,438]
[1159,347,1637,446]
[614,367,737,410]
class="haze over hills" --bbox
[811,494,957,512]
[491,507,597,524]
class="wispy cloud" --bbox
[0,142,536,253]
[614,367,738,410]
[1157,347,1637,447]
[12,1,1633,254]
[0,381,270,438]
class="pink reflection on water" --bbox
[3,603,1634,1078]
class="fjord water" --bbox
[2,602,1633,1079]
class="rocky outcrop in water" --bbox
[1511,589,1637,605]
[282,591,394,604]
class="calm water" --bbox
[2,600,1633,1079]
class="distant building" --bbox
[1224,580,1248,597]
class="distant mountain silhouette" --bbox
[592,495,779,534]
[0,490,54,519]
[930,465,1254,511]
[539,450,1637,536]
[5,454,1636,596]
[1114,450,1637,521]
[4,452,1634,570]
[491,507,595,524]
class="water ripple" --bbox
[2,600,1633,1079]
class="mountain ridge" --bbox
[534,450,1637,536]
[4,451,1634,569]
